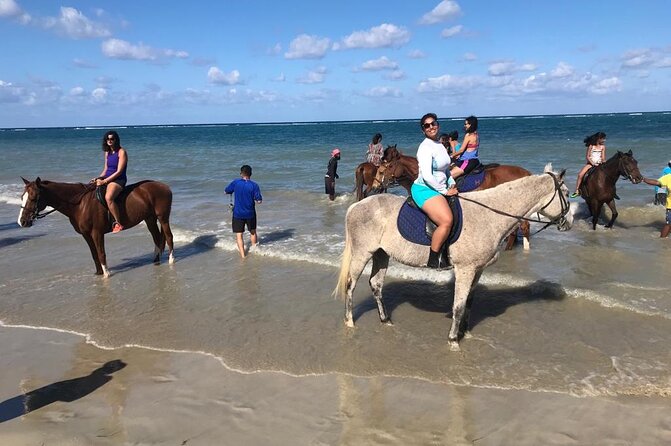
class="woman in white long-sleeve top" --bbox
[410,113,458,269]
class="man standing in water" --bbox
[225,165,263,258]
[325,148,341,201]
[642,171,671,238]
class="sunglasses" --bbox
[106,136,115,141]
[422,121,439,130]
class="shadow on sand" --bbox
[0,360,126,423]
[0,234,45,250]
[113,234,219,273]
[0,222,20,232]
[353,279,566,331]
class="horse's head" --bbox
[382,144,400,162]
[373,158,406,190]
[617,150,643,184]
[541,164,573,231]
[18,177,46,227]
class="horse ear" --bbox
[559,169,566,180]
[22,177,29,185]
[626,149,633,156]
[35,177,41,186]
[543,162,553,173]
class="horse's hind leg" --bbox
[369,249,392,325]
[448,266,478,351]
[157,216,175,264]
[519,221,530,250]
[604,200,618,228]
[145,218,163,264]
[344,252,373,328]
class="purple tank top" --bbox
[104,150,127,181]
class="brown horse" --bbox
[18,177,174,278]
[372,146,533,250]
[354,162,379,201]
[577,150,642,229]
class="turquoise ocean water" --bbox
[1,112,671,397]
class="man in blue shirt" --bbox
[653,160,671,205]
[225,165,262,258]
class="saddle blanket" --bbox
[456,170,485,192]
[397,196,463,246]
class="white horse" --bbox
[334,164,572,350]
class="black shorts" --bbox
[232,215,257,233]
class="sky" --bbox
[1,0,670,127]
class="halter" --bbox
[20,183,93,223]
[617,155,637,182]
[457,172,571,234]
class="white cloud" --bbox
[207,67,242,85]
[284,34,330,59]
[102,38,189,61]
[407,49,426,59]
[385,70,406,80]
[41,6,111,39]
[462,52,477,61]
[272,73,286,82]
[91,87,107,102]
[0,79,26,103]
[362,86,402,98]
[590,77,622,94]
[419,1,461,25]
[334,23,410,50]
[417,74,483,92]
[297,66,327,84]
[0,0,20,16]
[360,56,399,71]
[268,43,282,56]
[69,86,85,96]
[441,25,463,38]
[550,62,574,78]
[488,61,536,76]
[72,58,98,69]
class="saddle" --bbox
[579,166,598,198]
[454,162,498,192]
[95,185,127,223]
[396,195,463,267]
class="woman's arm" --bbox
[417,144,447,193]
[453,134,472,158]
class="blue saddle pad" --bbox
[457,170,486,192]
[397,197,463,246]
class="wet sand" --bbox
[1,325,670,445]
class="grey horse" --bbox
[334,164,573,350]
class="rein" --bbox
[456,172,570,234]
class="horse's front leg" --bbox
[92,231,111,278]
[369,249,392,325]
[519,221,530,251]
[588,200,601,230]
[459,270,482,338]
[83,233,103,275]
[604,200,618,228]
[448,266,478,351]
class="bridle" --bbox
[617,155,639,182]
[20,188,55,222]
[457,172,571,234]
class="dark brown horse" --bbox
[577,150,642,229]
[372,146,533,250]
[354,144,400,201]
[18,177,174,277]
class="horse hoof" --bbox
[448,340,461,352]
[169,254,175,264]
[344,318,355,328]
[382,319,393,326]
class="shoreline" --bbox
[1,324,669,445]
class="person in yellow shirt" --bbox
[642,173,671,238]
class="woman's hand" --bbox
[95,178,106,186]
[445,186,458,196]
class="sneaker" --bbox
[112,223,124,233]
[569,191,580,198]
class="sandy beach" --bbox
[1,324,670,445]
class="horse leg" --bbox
[92,231,111,278]
[369,249,392,325]
[158,217,175,264]
[459,270,483,338]
[503,232,515,251]
[520,221,530,251]
[83,233,103,275]
[344,252,374,328]
[355,170,364,201]
[145,218,163,264]
[448,266,478,351]
[589,200,601,230]
[604,200,618,228]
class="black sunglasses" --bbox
[422,121,439,130]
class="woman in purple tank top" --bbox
[91,131,128,233]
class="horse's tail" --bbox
[354,166,364,200]
[333,210,353,301]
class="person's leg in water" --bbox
[105,182,124,232]
[235,232,246,258]
[421,194,453,268]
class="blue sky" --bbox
[1,0,670,127]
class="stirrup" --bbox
[570,191,580,198]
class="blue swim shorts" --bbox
[411,183,442,208]
[666,208,671,225]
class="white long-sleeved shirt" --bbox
[414,137,452,193]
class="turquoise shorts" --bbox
[411,183,442,208]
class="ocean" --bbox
[1,112,670,399]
